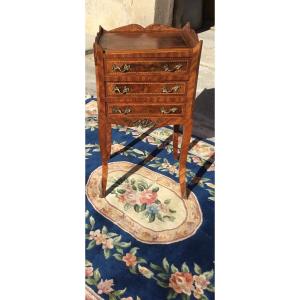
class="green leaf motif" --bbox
[113,235,122,244]
[149,213,156,223]
[162,258,170,273]
[157,213,164,222]
[85,259,92,267]
[113,288,126,297]
[85,278,96,286]
[157,273,169,280]
[104,248,111,259]
[203,270,214,280]
[167,289,177,300]
[108,294,117,300]
[93,268,101,282]
[130,247,139,255]
[200,295,209,300]
[206,284,215,292]
[89,216,95,229]
[164,199,171,205]
[152,186,159,192]
[194,263,202,275]
[156,279,169,288]
[170,264,179,273]
[181,294,190,300]
[86,240,96,250]
[129,266,138,274]
[181,262,190,273]
[118,241,131,248]
[137,184,144,191]
[85,210,89,218]
[117,189,126,194]
[137,258,147,264]
[102,226,108,234]
[134,204,140,213]
[169,209,176,213]
[150,263,163,272]
[140,203,147,211]
[113,253,123,261]
[115,246,124,254]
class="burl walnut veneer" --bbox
[94,23,202,199]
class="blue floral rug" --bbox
[85,96,215,300]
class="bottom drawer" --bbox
[107,115,183,128]
[107,103,184,116]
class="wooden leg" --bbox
[99,117,109,197]
[179,123,192,199]
[106,124,112,158]
[173,125,180,160]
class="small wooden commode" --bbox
[94,23,202,199]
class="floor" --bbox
[85,27,215,139]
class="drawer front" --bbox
[107,103,184,117]
[105,60,189,75]
[107,116,184,128]
[106,82,186,96]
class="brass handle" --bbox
[162,85,180,94]
[162,64,183,72]
[112,64,131,73]
[112,107,132,115]
[113,86,130,94]
[160,107,179,114]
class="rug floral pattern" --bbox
[85,97,215,299]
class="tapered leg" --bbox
[179,123,193,199]
[173,125,180,160]
[106,124,112,157]
[99,117,109,197]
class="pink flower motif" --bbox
[97,279,114,295]
[193,274,210,290]
[85,266,94,277]
[89,230,108,245]
[123,190,139,205]
[169,272,193,296]
[122,253,137,267]
[193,286,204,299]
[102,238,114,250]
[139,190,157,205]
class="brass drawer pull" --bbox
[112,107,132,115]
[160,107,179,114]
[112,64,131,73]
[162,85,180,94]
[113,85,130,94]
[162,64,183,72]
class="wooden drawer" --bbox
[106,82,186,96]
[105,59,189,75]
[107,103,184,117]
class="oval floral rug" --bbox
[86,161,202,244]
[85,97,215,300]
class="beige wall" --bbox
[86,0,156,50]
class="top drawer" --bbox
[104,59,190,76]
